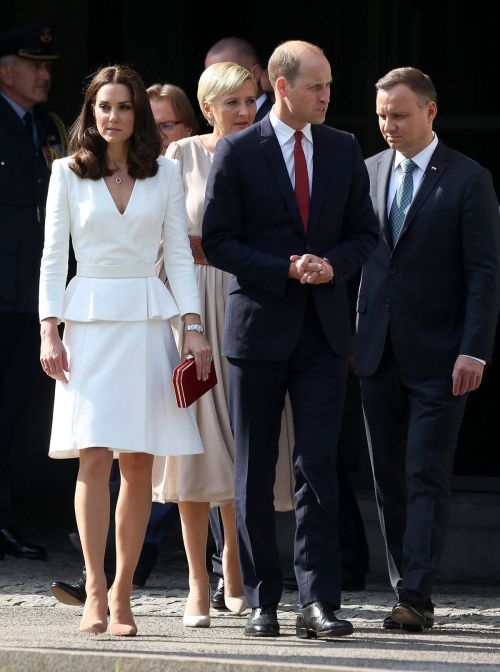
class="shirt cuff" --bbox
[461,354,486,366]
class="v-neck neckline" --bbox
[102,176,137,216]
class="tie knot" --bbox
[294,130,303,143]
[401,158,416,174]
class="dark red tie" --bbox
[294,130,310,232]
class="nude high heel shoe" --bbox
[79,601,108,634]
[183,588,211,627]
[79,587,108,634]
[79,618,108,634]
[108,586,137,637]
[224,594,249,615]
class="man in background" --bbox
[205,37,272,122]
[0,21,67,562]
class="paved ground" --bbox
[1,530,499,671]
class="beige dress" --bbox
[152,136,295,510]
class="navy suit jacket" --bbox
[255,94,273,122]
[355,141,500,377]
[0,95,67,313]
[202,115,378,361]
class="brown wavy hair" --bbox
[69,65,162,179]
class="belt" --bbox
[76,263,156,278]
[189,235,208,265]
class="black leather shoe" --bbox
[296,602,354,639]
[51,576,86,606]
[0,527,47,560]
[391,590,434,629]
[244,604,280,637]
[211,578,229,611]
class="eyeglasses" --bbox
[157,121,184,133]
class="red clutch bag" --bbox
[172,355,218,408]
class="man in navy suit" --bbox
[204,37,272,122]
[355,67,500,631]
[0,22,67,562]
[202,40,378,638]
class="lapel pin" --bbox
[431,166,437,171]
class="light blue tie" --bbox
[389,159,416,247]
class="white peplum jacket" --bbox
[39,155,200,323]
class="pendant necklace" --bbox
[115,176,122,184]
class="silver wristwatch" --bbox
[184,322,205,334]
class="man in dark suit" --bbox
[202,40,378,638]
[0,22,67,561]
[204,37,272,122]
[355,67,500,630]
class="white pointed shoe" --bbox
[183,588,211,627]
[182,613,211,627]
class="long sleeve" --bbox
[161,159,200,317]
[39,159,70,322]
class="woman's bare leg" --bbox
[110,451,154,634]
[220,503,244,598]
[178,501,210,616]
[75,447,113,631]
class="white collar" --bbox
[393,133,439,173]
[269,107,313,146]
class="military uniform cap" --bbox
[0,22,59,60]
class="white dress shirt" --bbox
[269,108,313,193]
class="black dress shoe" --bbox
[391,590,434,629]
[51,576,87,606]
[296,602,354,639]
[244,604,280,637]
[211,578,229,611]
[0,527,47,560]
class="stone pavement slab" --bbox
[1,531,500,671]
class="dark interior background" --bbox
[4,1,500,523]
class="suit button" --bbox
[389,267,396,274]
[385,300,390,308]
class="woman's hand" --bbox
[40,318,69,383]
[183,332,213,381]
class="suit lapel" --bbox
[397,141,448,243]
[307,125,330,235]
[259,116,304,232]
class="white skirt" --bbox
[49,319,204,459]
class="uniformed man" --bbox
[0,22,67,560]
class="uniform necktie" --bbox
[389,158,417,246]
[23,111,35,145]
[293,130,310,232]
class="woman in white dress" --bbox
[153,62,294,627]
[39,65,211,637]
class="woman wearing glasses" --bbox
[147,83,199,153]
